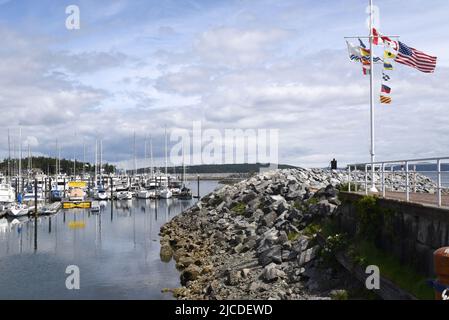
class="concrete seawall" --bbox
[337,192,449,277]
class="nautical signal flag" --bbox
[346,41,362,62]
[372,28,380,45]
[382,73,390,81]
[384,62,393,70]
[381,84,391,94]
[380,95,392,104]
[360,47,371,57]
[384,50,396,59]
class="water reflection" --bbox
[0,180,219,299]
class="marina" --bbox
[0,180,219,299]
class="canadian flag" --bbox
[372,28,398,51]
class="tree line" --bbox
[0,156,115,176]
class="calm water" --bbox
[0,180,220,300]
[421,172,449,187]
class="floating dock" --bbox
[39,202,62,215]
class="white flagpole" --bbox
[369,0,378,192]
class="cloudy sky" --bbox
[0,0,448,169]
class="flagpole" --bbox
[369,0,378,192]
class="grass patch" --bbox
[330,290,349,300]
[292,200,305,211]
[231,202,246,215]
[302,223,321,237]
[306,197,319,206]
[349,241,434,300]
[339,182,362,192]
[287,231,300,241]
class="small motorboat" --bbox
[116,190,133,200]
[159,187,172,199]
[90,201,101,213]
[177,187,193,200]
[7,204,30,217]
[95,189,109,200]
[50,189,63,202]
[137,189,151,199]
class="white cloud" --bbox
[194,27,291,66]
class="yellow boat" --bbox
[62,201,91,209]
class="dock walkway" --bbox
[354,190,449,209]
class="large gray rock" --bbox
[262,262,286,282]
[261,211,277,228]
[298,246,319,266]
[258,245,282,266]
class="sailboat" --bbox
[159,127,172,199]
[8,190,29,217]
[178,142,192,200]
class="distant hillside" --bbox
[135,163,298,174]
[0,156,115,175]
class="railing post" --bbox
[405,161,410,202]
[365,164,368,195]
[437,159,442,207]
[347,166,351,192]
[413,165,417,193]
[381,162,385,197]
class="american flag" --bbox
[395,41,437,73]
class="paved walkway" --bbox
[355,190,449,208]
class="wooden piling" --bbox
[34,178,38,217]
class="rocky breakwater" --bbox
[160,168,367,300]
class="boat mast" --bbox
[58,145,61,176]
[18,127,22,193]
[144,136,147,176]
[27,144,31,179]
[164,127,168,178]
[55,139,58,176]
[182,142,186,187]
[95,139,98,184]
[83,140,86,178]
[150,135,154,179]
[73,131,76,179]
[7,128,11,180]
[133,131,137,176]
[100,139,103,179]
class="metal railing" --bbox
[347,156,449,207]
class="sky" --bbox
[1,0,449,169]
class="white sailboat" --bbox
[159,127,172,199]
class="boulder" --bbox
[298,246,319,266]
[258,245,282,266]
[262,263,286,282]
[261,211,277,228]
[159,244,173,262]
[180,264,202,285]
